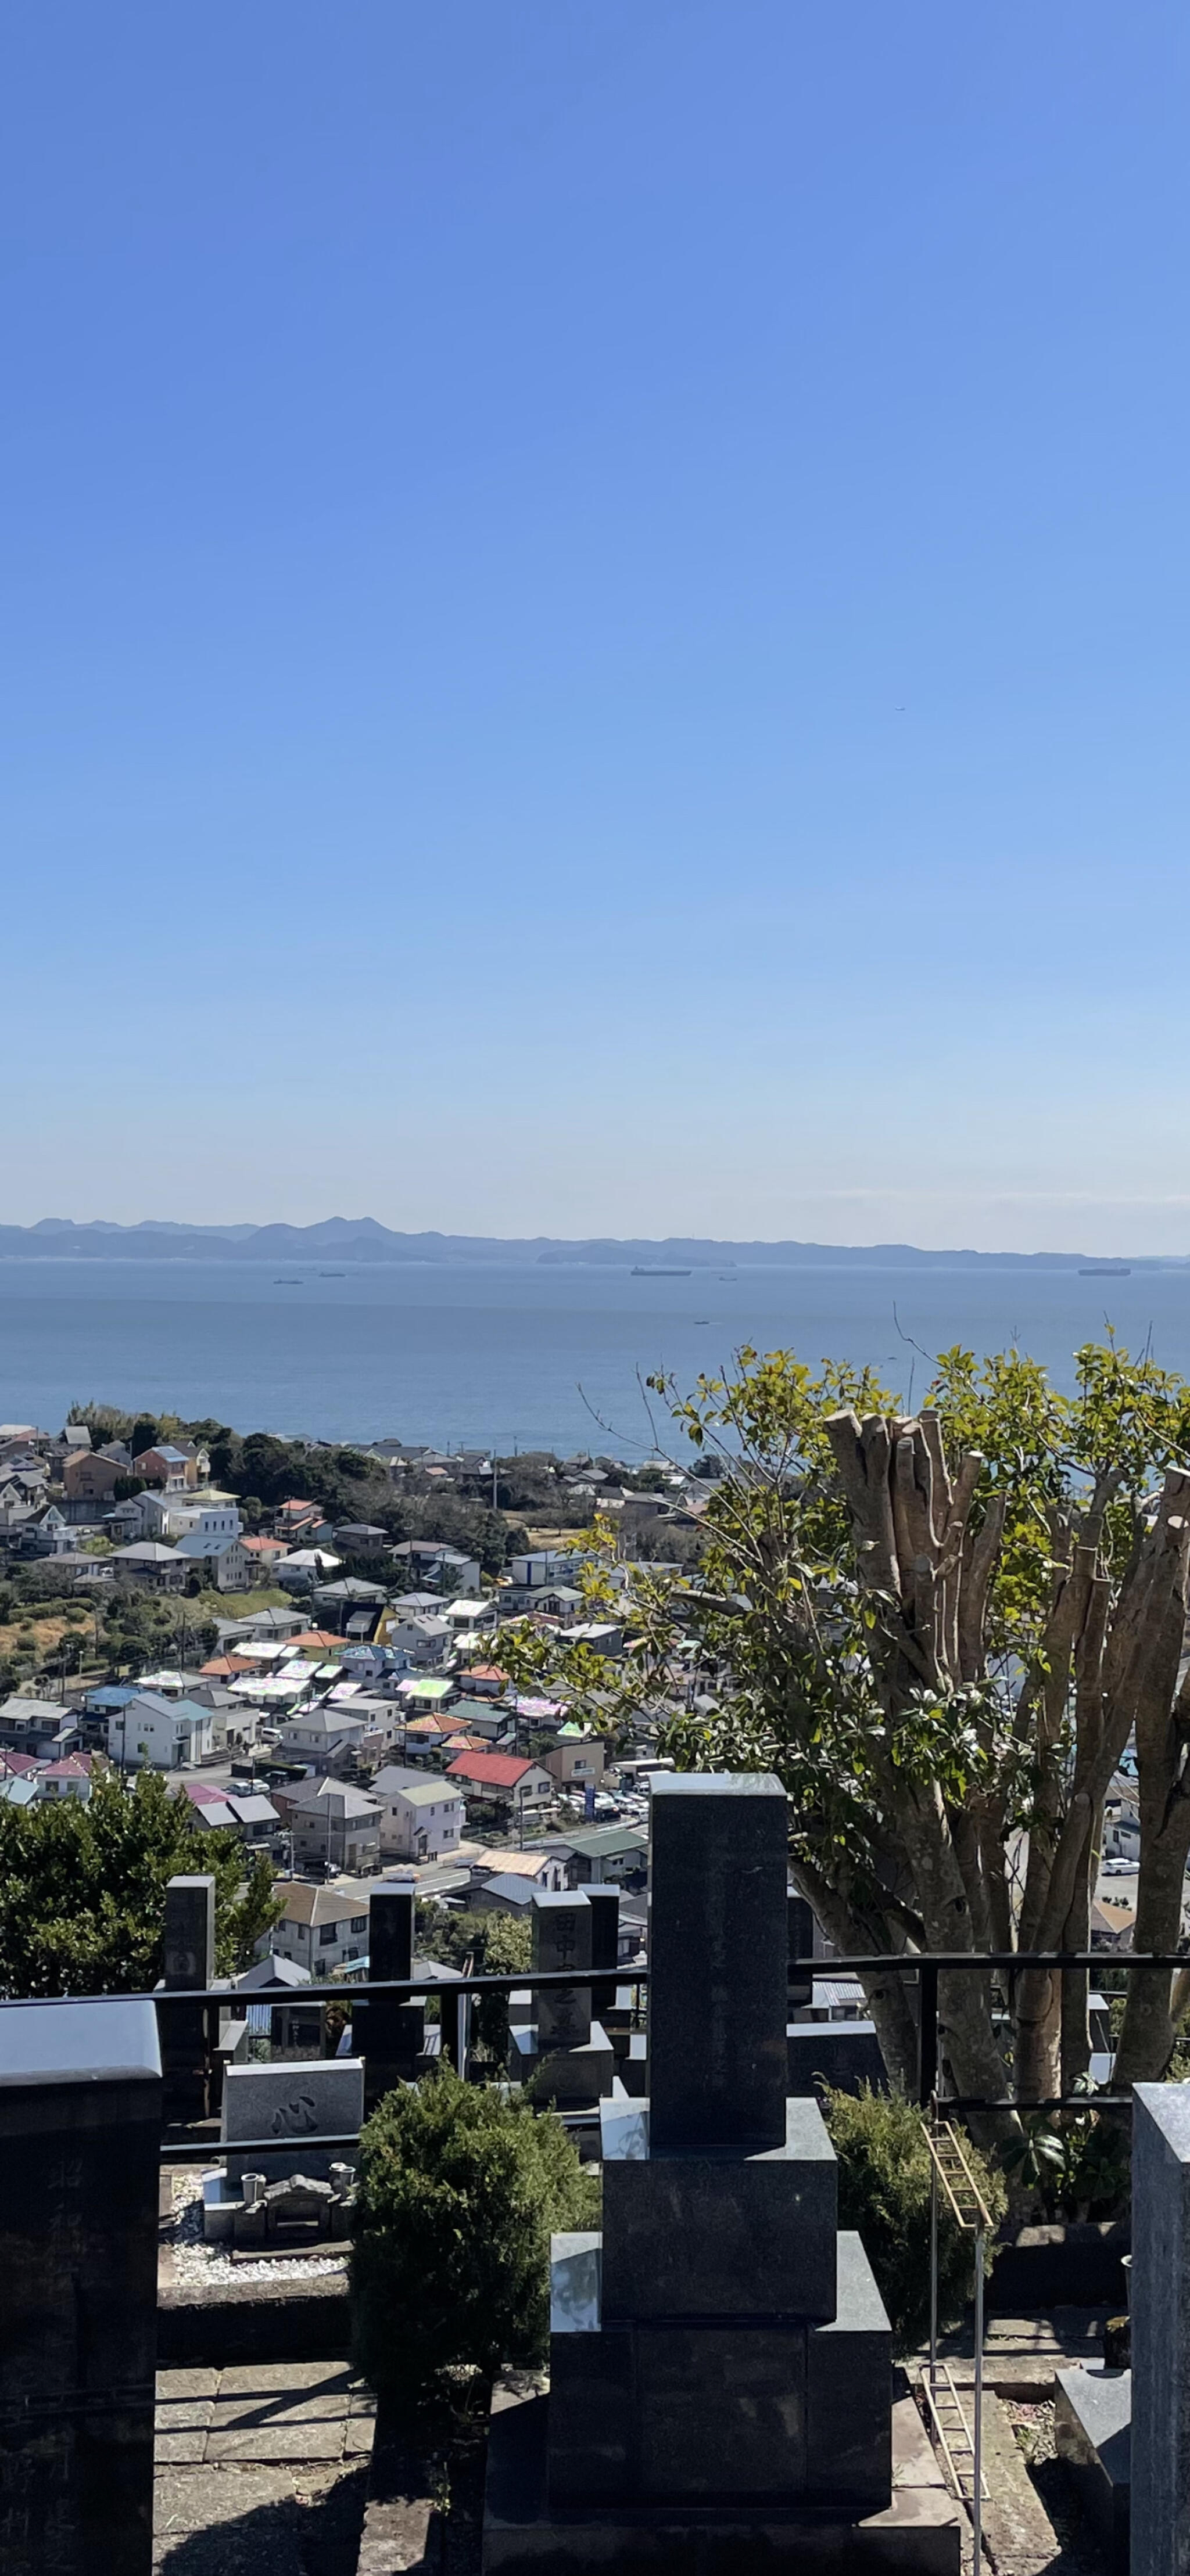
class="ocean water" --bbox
[0,1259,1188,1454]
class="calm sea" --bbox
[0,1259,1187,1454]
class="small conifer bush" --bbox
[351,2068,599,2405]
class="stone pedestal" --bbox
[1131,2083,1190,2576]
[0,1996,162,2576]
[357,1878,423,2104]
[483,1774,956,2571]
[508,1891,614,2108]
[159,1872,214,2122]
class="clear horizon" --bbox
[5,6,1189,1254]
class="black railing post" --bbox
[917,1961,938,2107]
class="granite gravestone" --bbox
[1131,2082,1190,2576]
[159,1872,215,2121]
[483,1772,959,2571]
[507,1891,613,2107]
[356,1878,424,2104]
[0,1997,162,2576]
[220,2057,364,2186]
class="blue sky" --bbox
[3,3,1189,1252]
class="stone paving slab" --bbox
[156,2362,375,2471]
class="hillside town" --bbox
[0,1407,1150,1974]
[0,1410,723,1963]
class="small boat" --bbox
[320,1270,345,1278]
[631,1266,691,1277]
[274,1277,303,1285]
[1079,1264,1131,1277]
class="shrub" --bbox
[822,2085,1005,2355]
[351,2067,599,2405]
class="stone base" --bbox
[1054,2365,1130,2573]
[483,2382,960,2573]
[509,2022,615,2107]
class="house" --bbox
[267,1877,377,1974]
[173,1528,250,1592]
[457,1664,510,1700]
[544,1734,608,1790]
[110,1540,187,1593]
[217,1604,309,1644]
[441,1597,493,1637]
[277,1706,369,1769]
[133,1444,198,1491]
[469,1846,568,1895]
[553,1823,648,1887]
[176,1779,281,1845]
[105,1690,214,1770]
[311,1577,386,1634]
[445,1749,553,1818]
[241,1534,291,1578]
[389,1540,482,1598]
[372,1763,465,1862]
[468,1871,539,1917]
[103,1496,150,1543]
[274,1499,334,1546]
[62,1449,121,1504]
[332,1524,390,1559]
[386,1614,451,1668]
[35,1753,94,1803]
[0,1698,79,1759]
[275,1777,382,1876]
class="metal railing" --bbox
[8,1945,1180,2157]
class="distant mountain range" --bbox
[0,1219,1177,1270]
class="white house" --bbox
[173,1524,250,1591]
[372,1763,466,1862]
[277,1705,368,1767]
[267,1878,375,1974]
[105,1690,214,1770]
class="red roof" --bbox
[0,1751,41,1776]
[446,1750,539,1790]
[40,1755,90,1780]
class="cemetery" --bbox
[1,1774,1188,2574]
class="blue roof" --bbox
[88,1684,136,1709]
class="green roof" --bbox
[403,1676,455,1704]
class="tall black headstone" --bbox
[159,1872,214,2122]
[357,1878,423,2105]
[0,1997,162,2576]
[648,1773,788,2150]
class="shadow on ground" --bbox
[154,2462,370,2576]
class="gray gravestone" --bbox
[1131,2082,1190,2575]
[0,1997,162,2576]
[357,1878,423,2103]
[160,1872,215,2120]
[533,1891,592,2049]
[221,2057,364,2184]
[648,1772,788,2150]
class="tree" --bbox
[503,1338,1190,2112]
[416,1901,532,2058]
[0,1768,281,1997]
[130,1415,160,1460]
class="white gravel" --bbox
[164,2168,349,2285]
